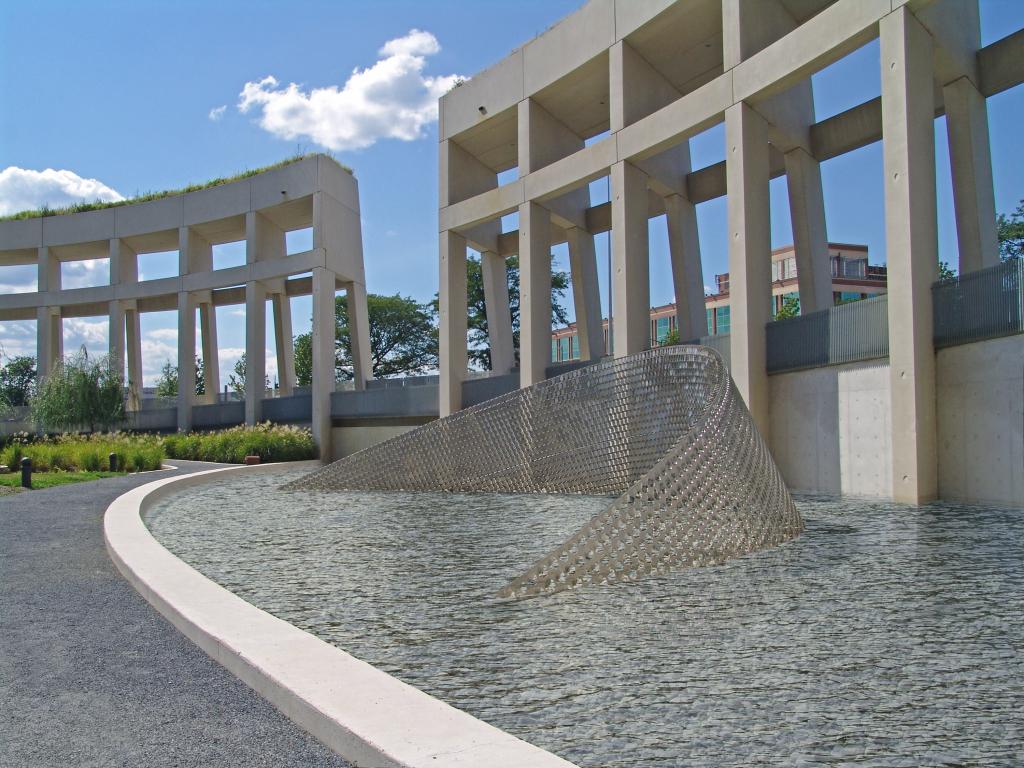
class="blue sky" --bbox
[1,0,1022,386]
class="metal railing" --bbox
[933,258,1023,348]
[766,294,889,374]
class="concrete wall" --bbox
[769,360,892,498]
[769,334,1023,506]
[936,334,1023,506]
[331,423,427,459]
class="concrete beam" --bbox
[177,292,195,432]
[664,194,706,341]
[311,267,337,461]
[244,281,267,425]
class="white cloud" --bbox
[0,166,123,217]
[237,29,462,151]
[208,105,227,121]
[63,318,109,345]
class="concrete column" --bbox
[311,267,337,461]
[610,160,650,357]
[271,292,295,395]
[199,304,219,404]
[519,201,552,386]
[664,194,707,341]
[37,246,60,293]
[784,148,833,313]
[565,228,604,360]
[179,227,218,403]
[108,301,125,373]
[725,101,772,435]
[518,97,583,174]
[108,239,137,387]
[244,281,267,425]
[125,304,143,411]
[481,251,515,374]
[36,306,62,381]
[881,6,939,503]
[246,211,286,264]
[440,139,496,207]
[36,246,62,380]
[439,230,468,416]
[344,281,372,389]
[177,292,195,432]
[944,76,999,274]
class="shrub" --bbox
[162,423,316,464]
[5,433,164,473]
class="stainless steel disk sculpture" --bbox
[286,346,802,598]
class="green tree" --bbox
[31,348,125,433]
[154,358,206,399]
[228,354,270,395]
[660,328,680,346]
[0,355,37,407]
[775,295,801,320]
[293,293,439,384]
[431,253,569,370]
[938,261,957,282]
[997,199,1024,261]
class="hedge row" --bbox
[2,433,164,473]
[162,423,316,464]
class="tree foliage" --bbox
[431,253,569,370]
[154,357,206,399]
[0,355,37,407]
[31,349,125,433]
[228,354,270,395]
[293,293,438,384]
[775,295,801,320]
[997,199,1024,262]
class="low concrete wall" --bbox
[936,335,1024,507]
[104,464,577,768]
[331,422,430,459]
[769,360,893,497]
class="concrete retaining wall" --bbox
[936,335,1023,506]
[769,360,893,497]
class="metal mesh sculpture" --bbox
[286,346,802,599]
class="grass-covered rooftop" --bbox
[1,152,352,222]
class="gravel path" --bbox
[0,462,351,768]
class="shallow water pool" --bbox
[146,469,1024,767]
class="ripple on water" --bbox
[146,470,1024,767]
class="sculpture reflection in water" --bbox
[285,346,802,599]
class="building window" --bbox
[706,308,714,336]
[551,340,558,362]
[559,337,569,361]
[715,306,731,335]
[568,335,578,360]
[655,317,670,344]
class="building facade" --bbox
[550,242,887,359]
[437,0,1019,503]
[0,154,368,459]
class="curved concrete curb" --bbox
[104,462,578,768]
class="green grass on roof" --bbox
[1,152,353,222]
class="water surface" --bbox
[146,469,1024,767]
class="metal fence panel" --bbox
[933,259,1023,348]
[766,294,889,374]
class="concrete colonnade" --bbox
[2,155,369,461]
[437,0,1016,501]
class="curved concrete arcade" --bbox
[0,154,369,459]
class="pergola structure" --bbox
[437,0,1024,503]
[0,154,368,459]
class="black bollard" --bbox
[109,453,119,473]
[20,457,32,489]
